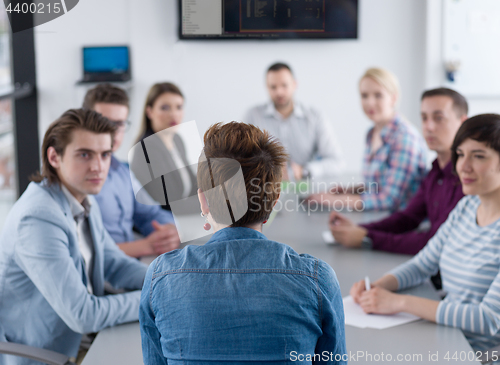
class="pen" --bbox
[365,276,371,291]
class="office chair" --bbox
[0,341,76,365]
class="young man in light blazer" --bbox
[0,109,147,364]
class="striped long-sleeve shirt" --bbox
[389,195,500,352]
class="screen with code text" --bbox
[180,0,358,39]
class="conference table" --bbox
[82,198,480,364]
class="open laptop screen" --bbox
[83,46,129,74]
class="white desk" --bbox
[83,207,480,364]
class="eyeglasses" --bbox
[113,120,132,132]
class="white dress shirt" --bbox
[244,101,344,178]
[61,185,94,293]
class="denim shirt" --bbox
[140,227,346,364]
[94,156,174,244]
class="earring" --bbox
[201,211,211,231]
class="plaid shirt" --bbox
[362,117,428,211]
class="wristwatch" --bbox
[361,236,373,249]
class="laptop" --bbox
[80,46,131,83]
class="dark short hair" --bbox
[82,83,129,110]
[451,114,500,173]
[198,122,288,227]
[421,87,468,118]
[267,62,293,75]
[31,109,117,185]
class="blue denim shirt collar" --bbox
[140,224,347,363]
[206,227,268,245]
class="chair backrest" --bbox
[0,342,76,365]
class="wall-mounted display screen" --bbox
[179,0,358,39]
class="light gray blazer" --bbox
[0,181,147,364]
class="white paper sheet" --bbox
[343,296,420,329]
[322,230,337,245]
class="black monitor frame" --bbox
[178,0,358,40]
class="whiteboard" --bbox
[443,0,500,97]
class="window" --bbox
[0,5,39,229]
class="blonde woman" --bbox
[308,67,427,212]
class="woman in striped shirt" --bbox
[350,114,500,357]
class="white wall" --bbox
[35,0,427,173]
[424,0,500,118]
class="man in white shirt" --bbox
[245,62,344,180]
